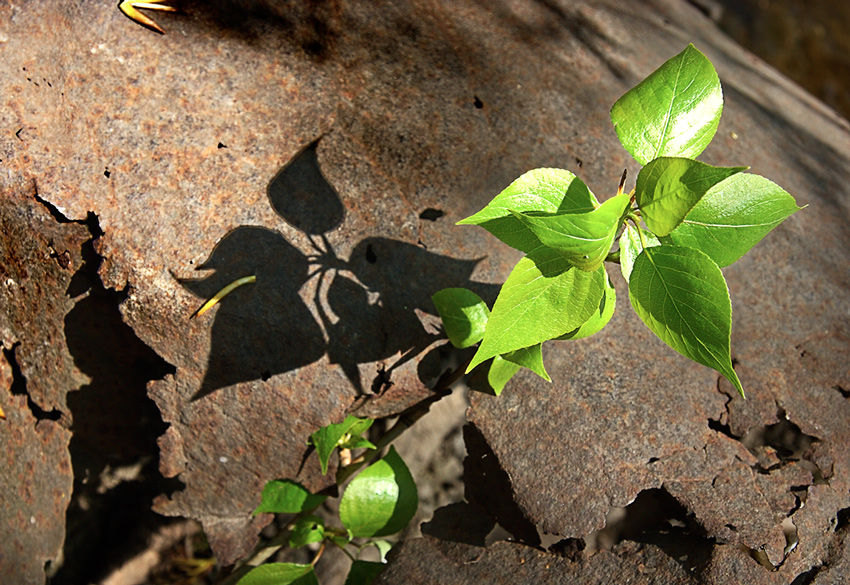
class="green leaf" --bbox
[510,192,631,271]
[289,515,325,548]
[619,224,661,283]
[556,271,616,341]
[458,168,599,254]
[486,356,522,396]
[628,245,744,397]
[253,480,328,515]
[370,540,393,563]
[667,173,802,267]
[467,250,606,372]
[311,415,374,475]
[635,158,746,236]
[611,44,723,165]
[340,446,418,538]
[431,288,490,348]
[237,563,318,585]
[344,560,385,585]
[329,533,352,549]
[340,436,377,450]
[501,343,549,381]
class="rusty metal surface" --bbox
[462,1,850,581]
[2,0,849,576]
[377,538,698,585]
[0,181,84,583]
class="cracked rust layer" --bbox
[0,180,87,583]
[2,0,849,575]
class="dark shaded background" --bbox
[714,0,850,120]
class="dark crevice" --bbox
[47,214,181,585]
[837,507,850,531]
[33,189,75,224]
[786,507,850,585]
[744,409,822,460]
[370,365,394,394]
[2,343,63,422]
[591,488,715,577]
[548,537,584,560]
[789,566,819,585]
[834,384,850,398]
[707,416,737,439]
[418,208,445,221]
[365,243,377,264]
[463,423,541,546]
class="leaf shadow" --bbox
[180,137,498,400]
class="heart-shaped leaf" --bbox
[667,173,802,267]
[611,44,723,165]
[458,168,598,254]
[340,447,417,538]
[628,245,743,396]
[635,157,746,236]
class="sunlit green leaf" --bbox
[339,436,377,451]
[667,173,802,267]
[458,168,598,254]
[340,447,418,538]
[311,416,374,475]
[611,44,723,164]
[253,480,328,515]
[467,249,606,372]
[510,192,631,271]
[237,563,318,585]
[289,515,325,548]
[482,356,522,396]
[370,540,393,563]
[501,343,549,381]
[619,223,661,283]
[431,288,490,348]
[628,245,743,396]
[556,271,616,341]
[635,158,746,236]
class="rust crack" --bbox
[1,342,63,424]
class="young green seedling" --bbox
[434,44,801,398]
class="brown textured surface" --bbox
[1,0,849,578]
[461,0,850,581]
[376,538,698,585]
[0,181,86,584]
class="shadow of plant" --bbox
[181,138,497,400]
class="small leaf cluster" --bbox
[239,416,417,585]
[433,44,801,397]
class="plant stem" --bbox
[310,541,327,566]
[635,222,649,251]
[214,353,472,585]
[336,354,471,485]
